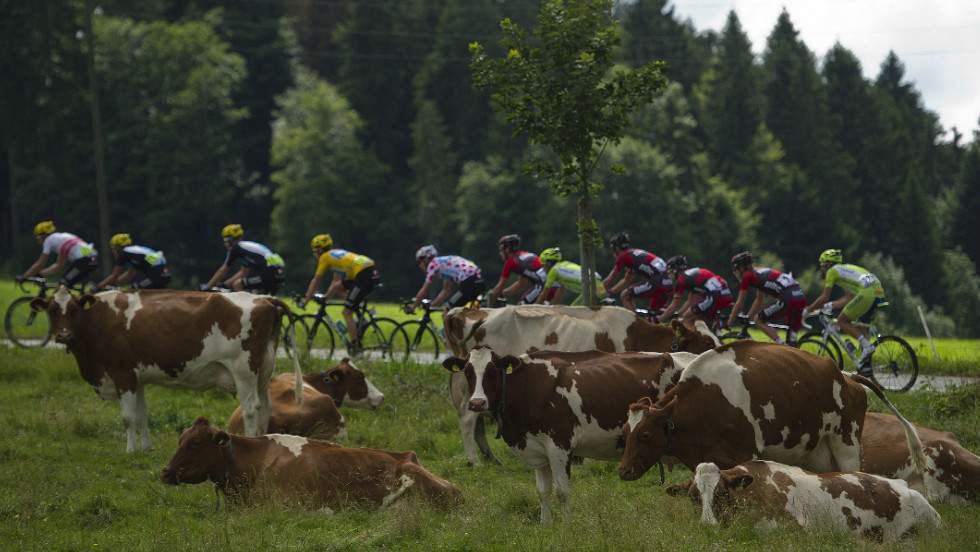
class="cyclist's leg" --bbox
[625,280,654,312]
[60,257,98,288]
[345,267,380,346]
[520,282,545,304]
[838,291,874,342]
[754,301,784,343]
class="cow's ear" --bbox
[729,474,754,491]
[29,297,48,312]
[329,369,344,383]
[214,431,230,446]
[79,295,97,309]
[442,357,465,373]
[670,318,686,336]
[501,355,521,374]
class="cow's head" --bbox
[30,286,97,344]
[617,396,677,481]
[672,319,720,353]
[670,462,755,525]
[442,346,520,413]
[317,358,384,410]
[160,416,230,486]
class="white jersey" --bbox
[41,232,96,261]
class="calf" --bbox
[617,341,926,483]
[443,346,697,523]
[862,412,980,504]
[299,357,385,410]
[667,460,940,541]
[30,287,302,453]
[445,304,719,466]
[160,417,461,511]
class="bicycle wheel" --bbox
[302,315,336,360]
[5,296,52,348]
[281,315,311,361]
[868,336,918,392]
[394,320,442,364]
[797,334,843,368]
[356,319,391,360]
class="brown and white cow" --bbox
[667,461,941,540]
[444,304,717,357]
[226,358,385,438]
[617,341,926,483]
[862,412,980,504]
[444,304,719,466]
[443,346,698,523]
[31,287,302,453]
[160,416,461,511]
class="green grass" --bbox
[0,342,978,551]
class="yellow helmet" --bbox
[110,233,132,247]
[311,234,333,250]
[34,221,56,236]
[221,224,243,241]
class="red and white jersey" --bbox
[425,255,482,284]
[41,232,95,261]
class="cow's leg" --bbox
[119,388,152,453]
[535,465,555,524]
[474,416,501,465]
[550,453,573,521]
[827,434,861,472]
[457,402,483,466]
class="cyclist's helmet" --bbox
[110,233,132,248]
[818,249,843,265]
[666,254,688,273]
[34,221,56,236]
[539,247,562,263]
[730,251,753,271]
[498,234,521,252]
[608,232,630,250]
[221,224,243,241]
[311,234,333,250]
[415,244,438,262]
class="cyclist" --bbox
[298,234,380,352]
[202,224,285,294]
[804,249,885,371]
[17,221,99,287]
[657,255,733,327]
[601,232,673,313]
[726,251,806,345]
[408,245,486,312]
[534,247,606,306]
[91,233,172,292]
[488,234,547,305]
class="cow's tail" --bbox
[269,297,304,406]
[449,319,485,353]
[850,373,926,476]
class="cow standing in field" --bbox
[160,417,461,511]
[443,305,719,466]
[862,412,980,504]
[31,287,302,453]
[666,460,940,541]
[617,341,926,483]
[227,358,385,438]
[443,346,698,524]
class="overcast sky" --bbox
[666,0,980,140]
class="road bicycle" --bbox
[5,277,88,348]
[799,304,918,392]
[286,293,399,361]
[390,298,445,364]
[717,313,804,346]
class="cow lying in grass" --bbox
[667,460,941,541]
[226,358,384,438]
[160,417,461,511]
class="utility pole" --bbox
[84,1,111,273]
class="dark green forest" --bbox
[2,0,978,337]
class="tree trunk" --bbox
[577,184,597,307]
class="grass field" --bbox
[1,282,978,550]
[0,341,978,550]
